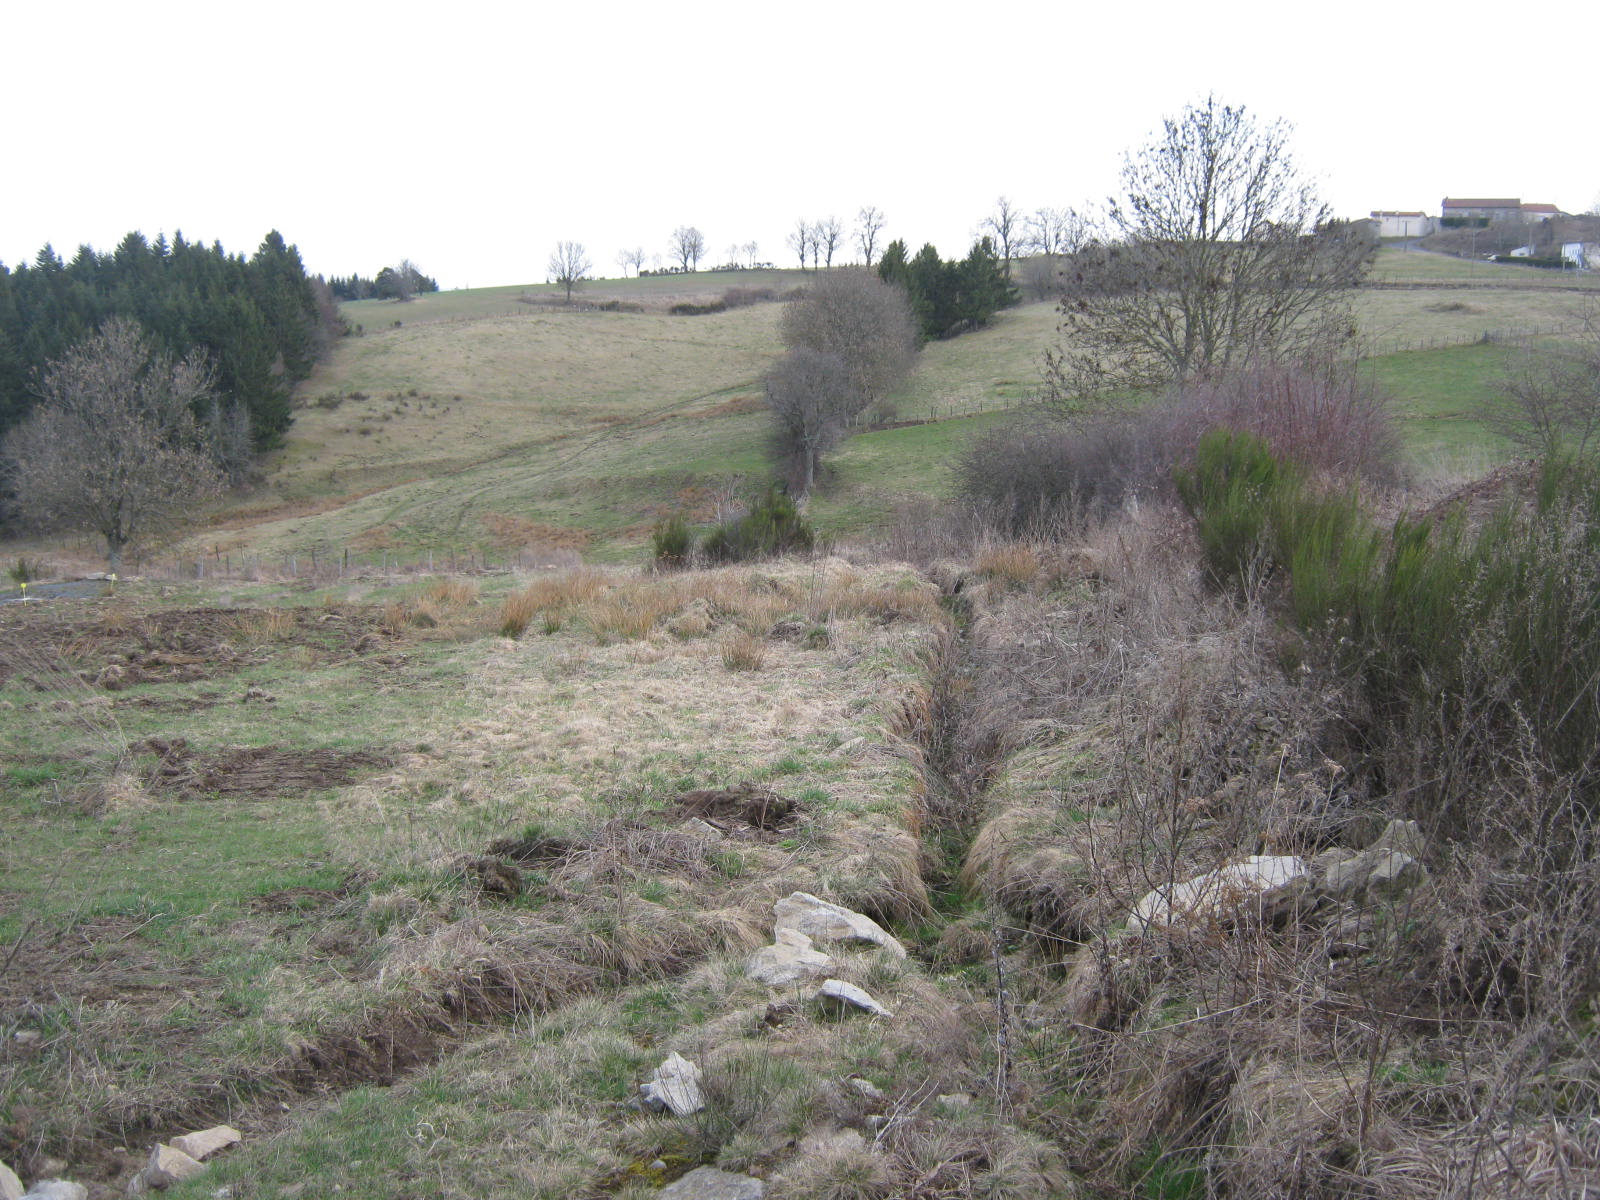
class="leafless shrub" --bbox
[1482,308,1600,460]
[954,411,1179,533]
[721,286,775,308]
[962,358,1399,535]
[1167,356,1403,485]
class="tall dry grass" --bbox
[943,481,1600,1198]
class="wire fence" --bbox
[1363,322,1586,357]
[116,543,584,586]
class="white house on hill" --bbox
[1370,210,1435,237]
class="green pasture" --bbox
[1368,246,1600,289]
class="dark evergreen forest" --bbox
[0,230,339,451]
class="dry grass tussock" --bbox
[497,559,940,647]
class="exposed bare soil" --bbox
[129,737,392,800]
[0,604,393,690]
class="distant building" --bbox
[1440,198,1563,224]
[1369,210,1435,238]
[1442,198,1524,223]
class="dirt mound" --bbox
[668,782,800,832]
[130,737,391,799]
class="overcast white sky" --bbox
[5,0,1596,290]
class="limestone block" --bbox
[169,1126,240,1163]
[745,929,833,987]
[773,893,907,958]
[640,1051,705,1116]
[814,979,892,1017]
[1129,856,1308,931]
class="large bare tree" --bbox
[767,270,917,492]
[2,317,222,569]
[1027,205,1089,257]
[1047,96,1375,413]
[764,347,853,495]
[548,241,592,302]
[669,226,706,272]
[784,269,916,407]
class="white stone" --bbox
[798,1128,868,1156]
[774,893,907,958]
[0,1160,22,1200]
[658,1167,765,1199]
[814,978,892,1017]
[1324,848,1427,902]
[170,1127,240,1163]
[1368,818,1426,859]
[847,1076,885,1102]
[20,1184,87,1200]
[1129,855,1308,931]
[640,1051,705,1116]
[745,929,834,987]
[141,1144,207,1189]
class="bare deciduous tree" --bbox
[779,269,917,425]
[787,218,813,271]
[856,205,886,267]
[548,241,592,302]
[376,259,426,302]
[669,226,706,272]
[1047,96,1375,413]
[2,317,222,569]
[979,196,1024,277]
[1027,205,1089,257]
[765,347,853,494]
[742,240,760,269]
[616,246,646,277]
[816,216,844,268]
[766,270,917,491]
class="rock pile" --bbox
[124,1125,240,1195]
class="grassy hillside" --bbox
[177,248,1595,567]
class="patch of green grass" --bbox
[1130,1144,1207,1200]
[4,761,72,788]
[1363,343,1514,465]
[1369,247,1600,289]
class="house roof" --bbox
[1442,197,1522,209]
[1371,210,1427,218]
[1522,203,1560,215]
